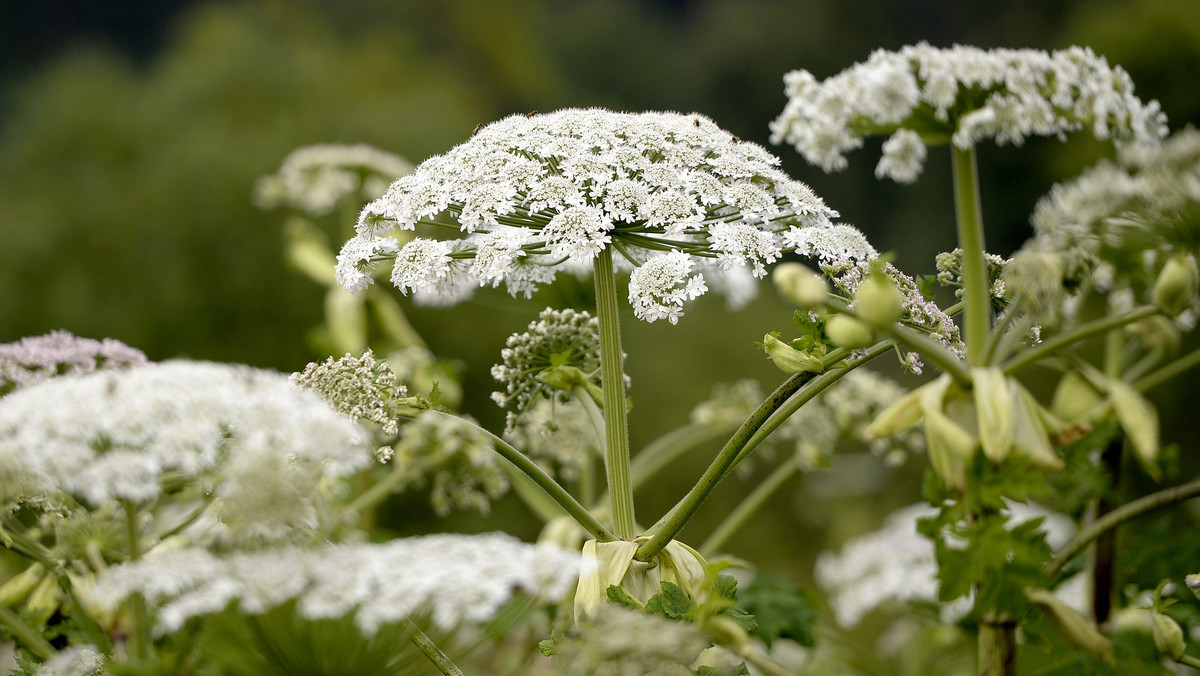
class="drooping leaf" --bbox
[739,572,818,648]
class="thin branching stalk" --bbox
[575,387,608,508]
[593,247,637,539]
[1046,478,1200,578]
[1135,346,1200,392]
[403,619,466,676]
[1001,305,1161,376]
[434,410,616,542]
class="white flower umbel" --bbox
[292,349,412,437]
[816,502,1077,627]
[88,532,578,636]
[771,43,1168,182]
[0,361,372,536]
[255,143,414,216]
[0,331,147,396]
[336,108,842,322]
[1027,128,1200,291]
[34,645,107,676]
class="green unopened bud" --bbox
[826,315,875,349]
[1186,573,1200,600]
[1153,254,1198,317]
[1151,611,1186,660]
[973,367,1015,464]
[920,375,977,491]
[863,385,925,440]
[1051,370,1104,422]
[773,262,828,308]
[763,334,825,375]
[854,275,904,330]
[1026,588,1114,662]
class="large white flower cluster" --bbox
[254,143,414,216]
[336,108,844,322]
[770,43,1168,183]
[88,532,578,636]
[1028,128,1200,288]
[0,361,372,534]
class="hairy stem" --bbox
[1047,478,1200,578]
[403,618,466,676]
[952,145,991,366]
[431,410,616,542]
[594,247,636,539]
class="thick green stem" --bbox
[1047,478,1200,578]
[403,618,466,676]
[978,617,1016,676]
[634,370,819,561]
[593,248,636,539]
[1002,305,1161,376]
[699,457,798,557]
[0,603,55,661]
[952,145,991,366]
[431,410,616,542]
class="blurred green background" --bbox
[2,0,1199,610]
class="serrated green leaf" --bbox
[606,585,645,612]
[739,572,818,648]
[645,581,695,621]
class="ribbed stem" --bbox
[951,145,991,366]
[403,619,466,676]
[1047,477,1200,578]
[593,248,636,539]
[978,617,1016,676]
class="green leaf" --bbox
[645,581,695,621]
[606,585,645,612]
[739,572,818,648]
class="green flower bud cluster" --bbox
[866,368,1069,491]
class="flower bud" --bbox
[772,262,828,308]
[826,315,875,349]
[1026,588,1114,662]
[763,334,824,375]
[1153,254,1198,317]
[1187,573,1200,600]
[1152,611,1186,660]
[854,275,904,330]
[1050,370,1103,422]
[972,367,1015,464]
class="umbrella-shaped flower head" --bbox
[336,108,843,322]
[770,43,1168,183]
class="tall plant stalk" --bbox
[594,247,637,540]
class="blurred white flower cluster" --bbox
[33,645,106,676]
[393,411,508,515]
[816,502,1079,627]
[771,43,1168,183]
[1027,127,1200,293]
[336,108,847,322]
[0,331,146,396]
[88,533,577,635]
[254,143,414,216]
[0,361,371,537]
